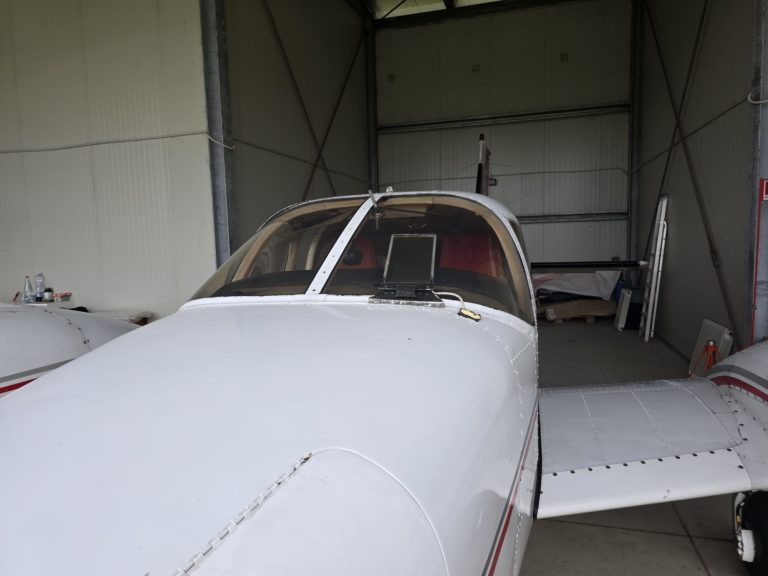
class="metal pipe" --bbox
[377,103,630,134]
[750,0,768,344]
[628,0,643,274]
[531,260,646,273]
[517,211,628,224]
[200,0,235,264]
[365,18,379,192]
[645,2,742,350]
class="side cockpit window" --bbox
[191,199,363,299]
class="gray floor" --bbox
[521,319,748,576]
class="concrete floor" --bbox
[520,319,748,576]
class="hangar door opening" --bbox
[375,0,632,263]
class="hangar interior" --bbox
[1,0,764,357]
[0,0,765,573]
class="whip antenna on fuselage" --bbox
[476,133,491,196]
[369,189,383,230]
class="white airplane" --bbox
[1,191,766,576]
[0,303,137,396]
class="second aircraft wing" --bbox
[536,378,753,519]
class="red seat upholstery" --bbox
[438,233,503,277]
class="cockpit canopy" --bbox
[192,194,534,324]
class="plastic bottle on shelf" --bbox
[34,272,45,302]
[23,276,34,303]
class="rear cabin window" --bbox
[324,198,534,324]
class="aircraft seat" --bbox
[438,233,503,278]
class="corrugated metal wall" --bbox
[376,0,631,261]
[638,0,755,354]
[0,0,216,317]
[225,0,369,247]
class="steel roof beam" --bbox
[375,0,590,29]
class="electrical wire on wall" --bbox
[0,130,234,154]
[232,137,372,187]
[378,165,628,190]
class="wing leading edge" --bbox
[536,378,753,519]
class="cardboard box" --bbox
[544,299,617,321]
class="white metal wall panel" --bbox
[376,24,442,124]
[0,0,215,317]
[0,1,21,151]
[522,220,627,262]
[378,131,443,191]
[21,148,102,303]
[638,0,755,353]
[376,0,631,261]
[540,113,628,214]
[226,0,369,246]
[11,1,91,149]
[438,17,492,120]
[377,0,631,125]
[0,155,32,282]
[379,113,629,260]
[542,1,630,110]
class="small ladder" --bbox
[640,196,668,342]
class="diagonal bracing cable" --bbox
[301,30,366,201]
[645,1,742,350]
[642,0,710,259]
[261,0,338,197]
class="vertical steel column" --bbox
[628,0,643,267]
[200,0,235,265]
[365,18,379,192]
[751,0,768,343]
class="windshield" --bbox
[324,196,534,323]
[191,194,534,325]
[191,198,363,299]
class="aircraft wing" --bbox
[536,377,753,519]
